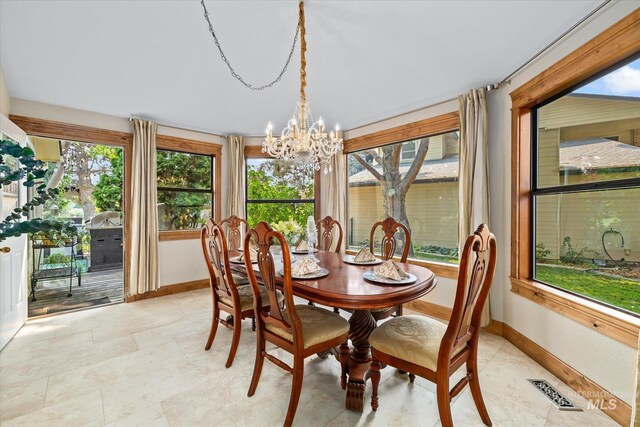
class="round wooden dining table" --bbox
[230,249,437,412]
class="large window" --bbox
[532,56,640,315]
[245,158,315,227]
[156,149,213,230]
[347,130,460,264]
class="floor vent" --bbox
[528,379,582,411]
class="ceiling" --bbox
[0,0,602,135]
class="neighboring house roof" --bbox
[348,138,640,186]
[348,154,459,186]
[566,93,640,103]
[560,138,640,171]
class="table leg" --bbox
[345,309,377,412]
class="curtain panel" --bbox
[226,135,245,219]
[320,153,347,252]
[128,118,159,296]
[458,88,491,326]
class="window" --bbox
[156,149,213,231]
[245,158,315,227]
[532,56,640,316]
[347,130,460,264]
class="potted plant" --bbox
[1,138,78,242]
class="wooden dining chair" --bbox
[369,217,411,319]
[200,219,283,368]
[367,224,497,427]
[220,215,248,252]
[316,215,343,253]
[220,215,250,285]
[316,216,344,313]
[245,222,350,427]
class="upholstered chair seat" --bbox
[265,305,349,349]
[369,315,465,371]
[220,285,284,312]
[231,273,250,285]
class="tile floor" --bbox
[0,288,617,426]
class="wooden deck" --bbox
[28,268,124,318]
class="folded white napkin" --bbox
[291,257,320,276]
[374,260,409,281]
[239,246,258,262]
[354,248,376,262]
[295,240,309,251]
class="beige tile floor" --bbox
[0,288,617,426]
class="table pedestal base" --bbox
[345,309,377,411]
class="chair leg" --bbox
[307,300,315,306]
[436,379,453,427]
[468,360,492,426]
[333,307,339,314]
[409,373,415,383]
[284,353,304,427]
[395,305,403,317]
[225,311,242,368]
[204,304,220,351]
[247,328,265,397]
[369,358,381,411]
[251,317,256,332]
[339,341,349,390]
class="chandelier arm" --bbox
[200,0,301,91]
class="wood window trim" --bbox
[244,144,322,221]
[342,111,460,279]
[156,135,222,240]
[345,248,458,279]
[343,111,459,153]
[509,10,640,346]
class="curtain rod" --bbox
[128,115,227,137]
[487,0,612,91]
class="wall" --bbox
[487,1,639,405]
[348,181,459,251]
[0,64,10,116]
[9,98,228,287]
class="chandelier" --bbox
[263,2,343,174]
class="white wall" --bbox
[0,65,10,116]
[487,1,639,405]
[9,98,227,287]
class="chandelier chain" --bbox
[200,0,301,91]
[299,2,306,103]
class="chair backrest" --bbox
[245,222,302,344]
[369,217,411,262]
[439,224,497,365]
[220,215,248,252]
[201,219,236,302]
[316,216,343,253]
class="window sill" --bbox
[345,249,459,279]
[509,277,640,348]
[159,230,201,241]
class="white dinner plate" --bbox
[230,256,257,265]
[342,255,383,266]
[363,270,417,285]
[291,267,329,280]
[291,247,319,255]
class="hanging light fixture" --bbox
[262,2,343,174]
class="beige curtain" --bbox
[128,119,159,296]
[226,135,245,219]
[458,88,491,326]
[320,153,347,252]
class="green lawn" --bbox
[414,252,459,264]
[536,265,640,315]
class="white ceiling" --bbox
[0,0,602,135]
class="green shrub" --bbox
[536,242,552,260]
[560,236,599,265]
[43,253,71,264]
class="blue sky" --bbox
[574,58,640,97]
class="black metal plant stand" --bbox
[31,236,82,302]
